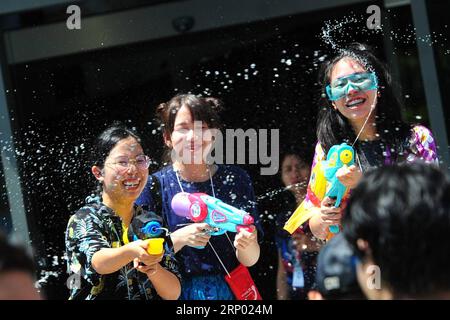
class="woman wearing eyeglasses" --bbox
[65,124,181,300]
[285,43,438,241]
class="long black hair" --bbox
[317,43,411,158]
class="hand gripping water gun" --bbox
[284,143,354,236]
[171,192,255,248]
[322,143,355,234]
[123,212,165,255]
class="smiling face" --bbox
[329,58,378,122]
[93,136,148,202]
[166,105,214,165]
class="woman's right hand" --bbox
[310,197,343,239]
[127,240,163,266]
[170,223,213,252]
[319,196,343,225]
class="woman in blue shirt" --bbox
[136,94,262,300]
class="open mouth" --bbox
[123,178,141,190]
[346,98,366,108]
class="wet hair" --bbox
[0,232,35,276]
[91,123,142,169]
[343,163,450,297]
[155,94,223,164]
[317,43,411,158]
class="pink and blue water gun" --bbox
[171,192,255,248]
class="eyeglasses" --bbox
[105,155,151,173]
[326,72,378,101]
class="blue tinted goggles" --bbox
[326,72,378,101]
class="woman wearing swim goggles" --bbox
[326,72,378,101]
[301,43,437,243]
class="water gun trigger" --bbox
[199,227,222,236]
[326,196,338,208]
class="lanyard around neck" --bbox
[174,165,216,198]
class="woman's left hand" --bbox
[234,226,258,251]
[134,261,160,277]
[133,252,163,275]
[336,164,362,189]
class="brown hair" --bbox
[155,93,223,164]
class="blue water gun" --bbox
[323,143,355,234]
[171,192,255,248]
[123,212,166,254]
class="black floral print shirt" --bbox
[65,195,180,300]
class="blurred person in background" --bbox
[0,232,41,300]
[275,153,322,299]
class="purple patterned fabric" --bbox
[405,125,439,164]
